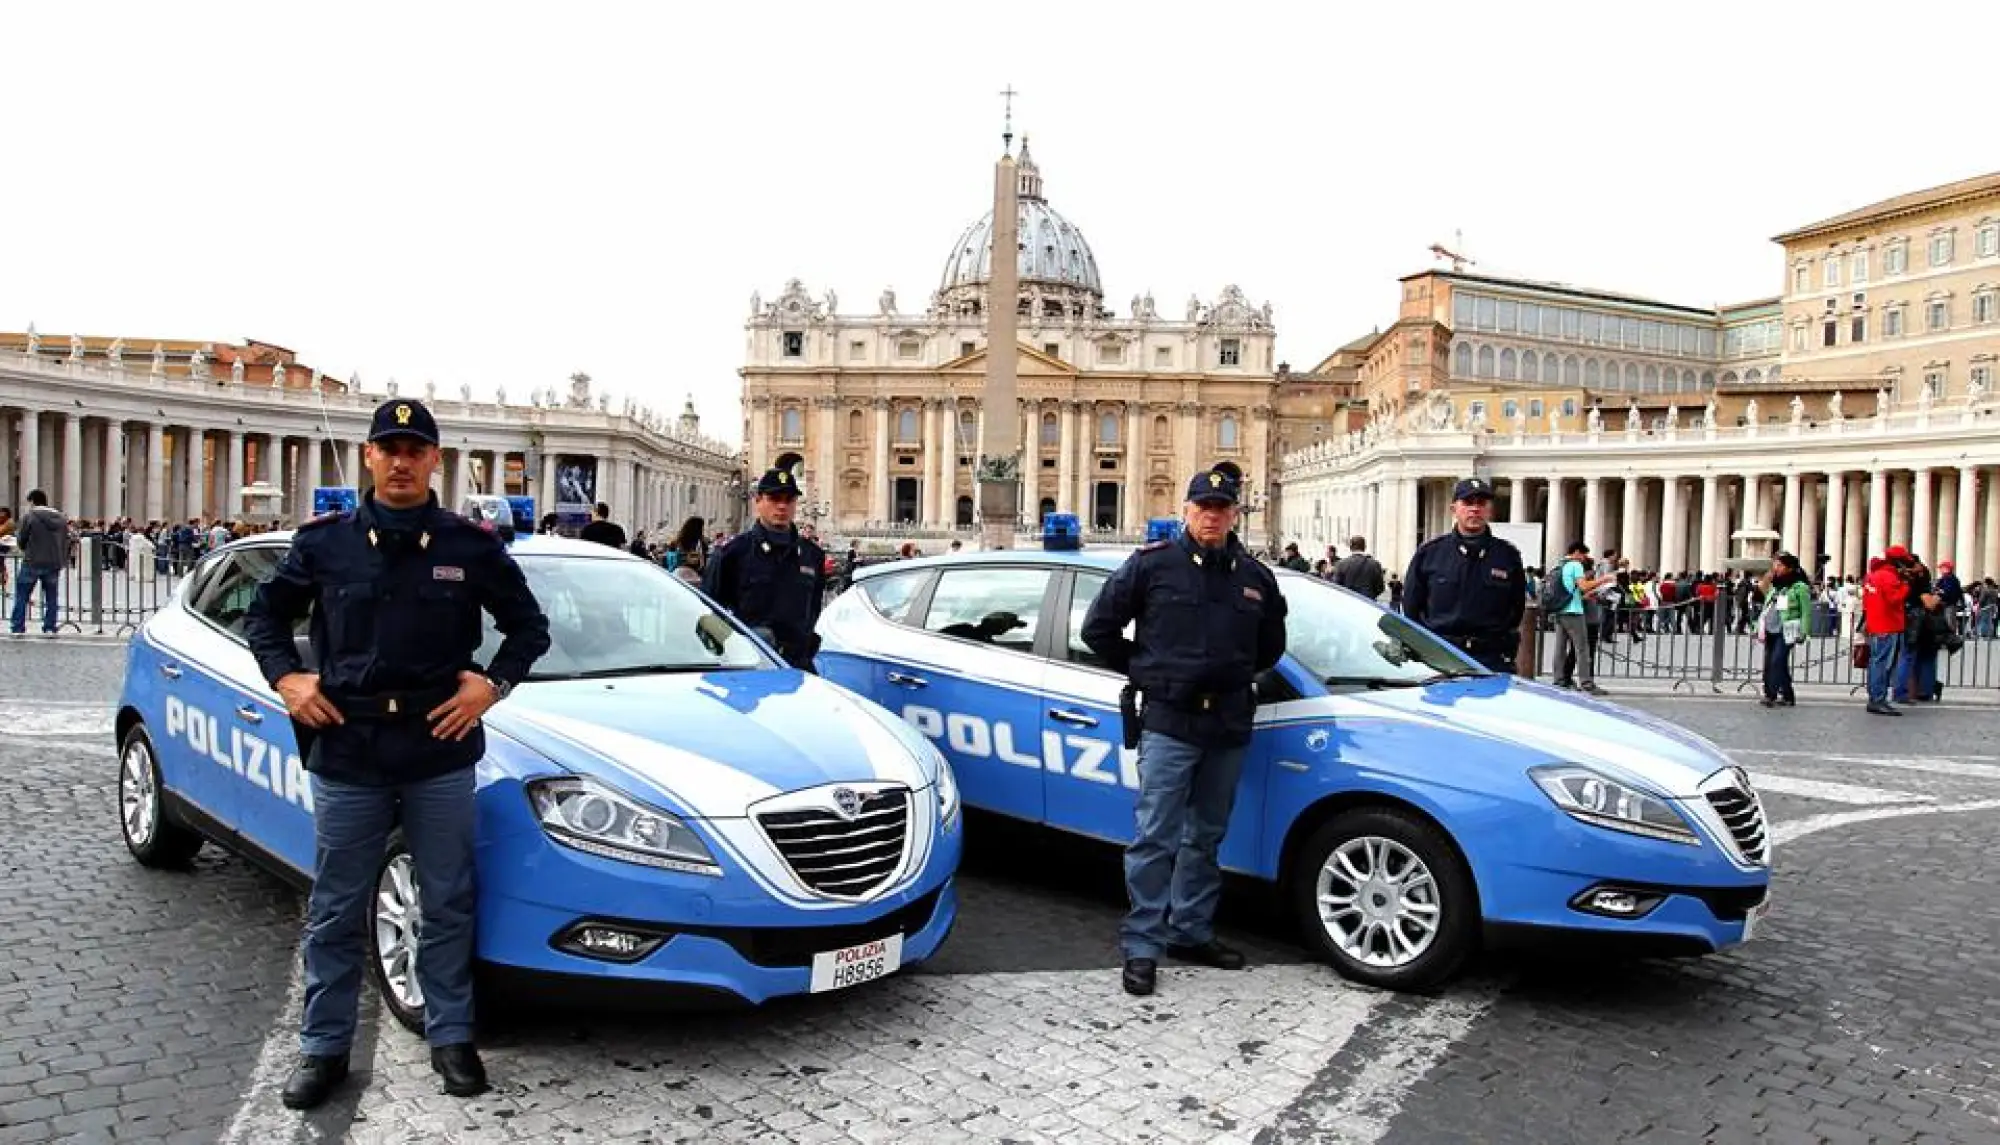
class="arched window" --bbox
[1585,359,1601,387]
[1623,363,1639,389]
[1719,370,1739,385]
[1452,343,1472,376]
[1499,348,1517,380]
[1476,345,1495,378]
[1745,368,1763,385]
[1564,355,1580,385]
[958,409,976,446]
[897,407,918,441]
[1702,371,1716,388]
[780,407,803,441]
[1542,352,1559,384]
[1219,415,1239,450]
[847,409,864,441]
[1040,411,1058,445]
[1153,414,1170,444]
[1520,350,1538,379]
[1644,365,1660,391]
[1098,412,1119,444]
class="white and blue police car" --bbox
[817,549,1770,991]
[114,534,960,1028]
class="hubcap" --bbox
[1314,835,1442,968]
[120,740,156,847]
[374,853,424,1011]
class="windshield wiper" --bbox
[1416,669,1488,683]
[1321,675,1429,689]
[566,663,732,679]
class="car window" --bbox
[860,570,926,624]
[1067,572,1110,668]
[190,547,289,638]
[476,554,770,678]
[1279,572,1480,682]
[921,568,1048,654]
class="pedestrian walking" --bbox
[702,467,828,671]
[1756,552,1811,707]
[1081,466,1286,998]
[241,399,552,1110]
[1330,535,1386,600]
[1401,478,1527,672]
[8,490,67,637]
[1547,541,1609,695]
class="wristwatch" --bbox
[481,673,513,702]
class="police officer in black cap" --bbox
[1402,476,1526,672]
[1081,466,1287,998]
[243,398,551,1110]
[702,466,828,671]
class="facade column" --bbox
[1799,477,1821,574]
[348,442,365,494]
[1741,474,1764,536]
[16,412,38,503]
[1056,401,1077,516]
[185,430,206,520]
[1910,468,1933,560]
[1953,466,1979,569]
[1983,467,2000,577]
[539,451,557,517]
[1867,468,1890,559]
[1698,474,1720,571]
[1889,471,1912,548]
[145,423,167,523]
[1934,470,1958,566]
[449,448,470,512]
[1842,474,1866,575]
[1823,470,1847,580]
[1781,471,1802,550]
[1659,476,1684,574]
[869,398,889,522]
[1020,400,1037,526]
[0,411,12,510]
[1506,477,1530,524]
[224,432,244,520]
[1073,403,1093,521]
[61,414,83,516]
[1123,402,1144,533]
[1619,477,1643,565]
[1545,479,1572,569]
[1582,477,1604,554]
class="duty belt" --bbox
[333,684,459,722]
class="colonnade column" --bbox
[869,398,889,521]
[102,422,125,521]
[1698,475,1721,571]
[1889,472,1912,548]
[1056,401,1076,516]
[1842,474,1865,574]
[1823,470,1847,580]
[1545,479,1572,570]
[1867,469,1889,559]
[1619,477,1643,565]
[62,414,83,515]
[1935,471,1958,566]
[17,413,39,503]
[1581,477,1604,554]
[1910,468,1933,560]
[1799,478,1821,573]
[1983,467,2000,576]
[1658,477,1684,574]
[1122,402,1144,532]
[1955,467,1981,569]
[1781,472,1802,550]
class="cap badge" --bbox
[394,404,412,425]
[1208,472,1223,488]
[778,472,789,484]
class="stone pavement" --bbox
[2,641,1999,1143]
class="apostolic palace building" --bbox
[1276,171,2000,580]
[0,337,741,534]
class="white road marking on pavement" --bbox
[1729,747,2000,764]
[1746,771,1931,806]
[0,702,115,738]
[220,933,306,1145]
[1819,756,2000,782]
[1771,799,2000,847]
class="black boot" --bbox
[1121,957,1157,997]
[280,1054,349,1111]
[431,1043,490,1097]
[1166,940,1247,970]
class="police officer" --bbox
[1080,467,1287,997]
[702,466,828,671]
[243,399,551,1110]
[1402,476,1526,672]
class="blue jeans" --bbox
[301,765,478,1056]
[1866,633,1902,705]
[9,564,60,634]
[1121,731,1246,960]
[1761,635,1794,702]
[1896,647,1938,703]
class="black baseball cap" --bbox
[1185,468,1241,505]
[754,467,801,498]
[1452,477,1494,502]
[368,398,439,446]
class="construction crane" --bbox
[1429,230,1475,272]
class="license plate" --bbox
[809,933,903,993]
[1742,900,1770,942]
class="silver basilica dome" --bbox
[937,139,1103,312]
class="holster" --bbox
[1119,683,1141,751]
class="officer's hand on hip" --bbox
[428,670,500,742]
[275,672,344,729]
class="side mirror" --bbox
[1254,667,1296,705]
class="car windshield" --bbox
[1276,572,1485,686]
[476,554,771,680]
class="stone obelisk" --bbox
[978,117,1023,550]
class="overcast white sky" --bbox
[6,2,1994,447]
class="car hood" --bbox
[489,669,930,819]
[1327,677,1735,798]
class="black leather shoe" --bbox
[1121,957,1157,997]
[1866,702,1902,716]
[1166,940,1246,970]
[431,1043,490,1097]
[280,1054,349,1110]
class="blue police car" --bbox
[114,535,960,1028]
[817,550,1770,991]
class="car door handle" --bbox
[1049,709,1099,727]
[887,672,929,688]
[158,664,183,680]
[234,705,263,725]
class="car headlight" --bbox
[1529,765,1698,845]
[527,777,721,875]
[934,755,961,825]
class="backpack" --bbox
[1539,560,1577,613]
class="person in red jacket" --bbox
[1862,549,1912,715]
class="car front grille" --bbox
[1705,782,1768,866]
[757,789,910,897]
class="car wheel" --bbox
[1289,807,1478,991]
[367,833,428,1035]
[118,725,203,868]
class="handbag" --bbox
[1850,641,1871,669]
[1783,618,1804,645]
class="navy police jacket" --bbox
[1080,531,1288,748]
[701,521,827,670]
[243,495,551,784]
[1401,529,1526,666]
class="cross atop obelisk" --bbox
[977,86,1023,549]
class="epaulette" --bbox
[1138,540,1170,552]
[296,511,348,532]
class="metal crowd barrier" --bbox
[1524,594,1997,694]
[2,535,194,638]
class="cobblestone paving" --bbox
[2,640,1998,1143]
